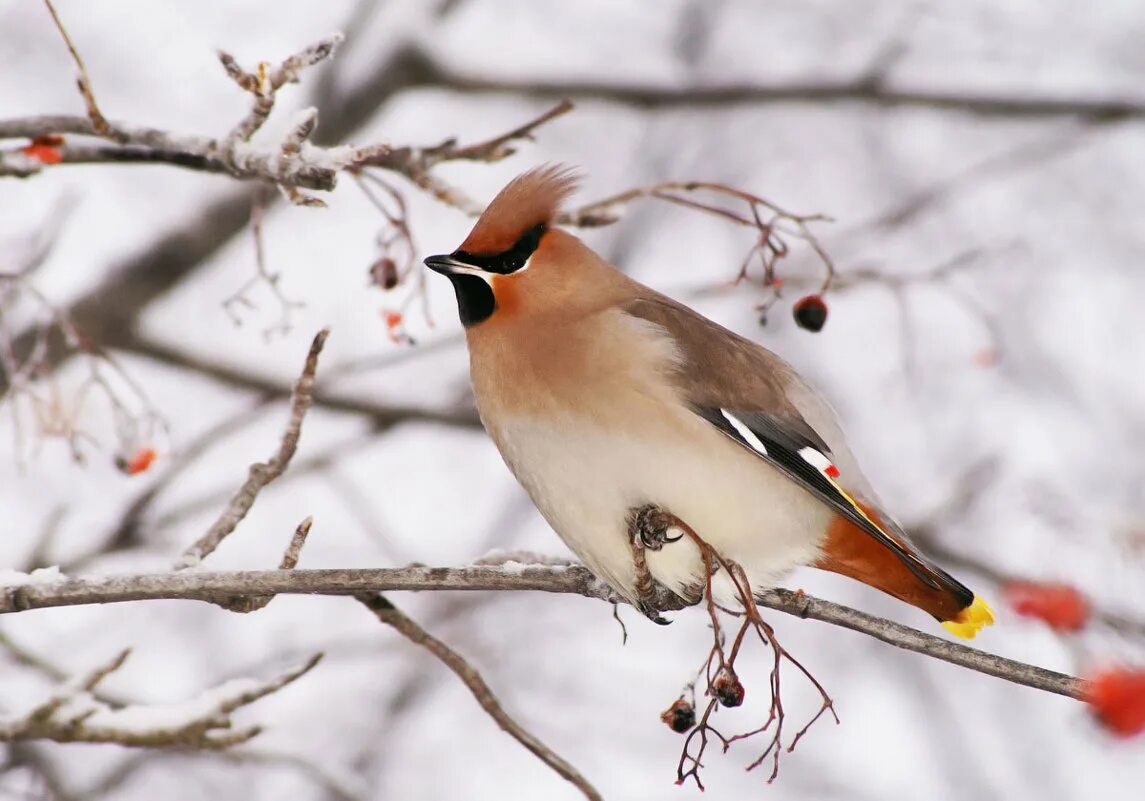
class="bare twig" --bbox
[41,0,123,141]
[356,593,602,801]
[174,329,328,568]
[559,180,836,309]
[223,189,305,335]
[633,509,837,786]
[0,650,321,748]
[0,562,1084,699]
[221,517,314,613]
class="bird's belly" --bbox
[489,416,831,604]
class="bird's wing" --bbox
[621,295,951,592]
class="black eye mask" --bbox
[452,223,546,274]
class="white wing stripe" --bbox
[720,409,769,456]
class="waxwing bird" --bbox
[424,165,994,638]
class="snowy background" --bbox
[2,1,1145,798]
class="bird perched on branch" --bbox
[424,165,993,638]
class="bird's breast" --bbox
[465,308,829,602]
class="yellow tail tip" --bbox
[941,596,995,639]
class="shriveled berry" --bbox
[793,294,828,332]
[369,257,400,290]
[712,667,745,708]
[660,698,696,733]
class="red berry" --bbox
[793,294,828,332]
[660,698,696,733]
[712,667,745,708]
[1003,581,1090,632]
[116,447,156,476]
[21,142,63,165]
[1085,667,1145,737]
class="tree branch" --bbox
[357,593,601,801]
[175,329,327,569]
[40,0,122,141]
[0,649,321,748]
[0,562,1083,700]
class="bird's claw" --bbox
[629,503,682,551]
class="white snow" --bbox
[0,565,67,587]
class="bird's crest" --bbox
[459,164,580,255]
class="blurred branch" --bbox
[915,536,1145,642]
[175,328,327,569]
[0,649,321,748]
[906,462,1145,642]
[0,629,129,708]
[357,593,602,801]
[410,54,1145,122]
[79,747,364,801]
[0,562,1083,699]
[117,333,481,429]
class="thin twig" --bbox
[40,0,123,141]
[174,329,328,569]
[219,516,314,613]
[355,593,602,801]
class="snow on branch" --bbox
[0,648,321,749]
[0,22,575,210]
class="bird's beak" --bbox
[424,254,468,275]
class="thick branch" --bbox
[0,563,1083,699]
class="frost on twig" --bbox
[215,35,343,206]
[0,649,321,748]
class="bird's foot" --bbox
[626,503,699,625]
[628,503,683,552]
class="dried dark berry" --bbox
[660,698,696,733]
[793,294,828,332]
[369,257,400,290]
[712,668,745,708]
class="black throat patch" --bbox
[448,273,496,327]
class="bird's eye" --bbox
[453,223,547,275]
